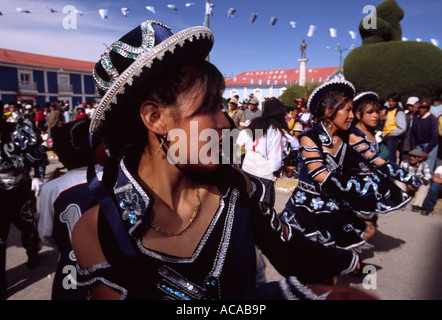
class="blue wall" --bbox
[84,75,95,94]
[47,72,58,93]
[70,74,82,94]
[33,70,45,92]
[0,66,18,91]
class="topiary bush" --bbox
[344,0,442,101]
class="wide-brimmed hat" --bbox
[307,79,355,116]
[90,20,214,135]
[262,99,287,118]
[353,91,379,108]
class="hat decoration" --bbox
[353,91,379,107]
[307,79,356,116]
[90,19,214,135]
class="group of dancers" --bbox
[280,80,421,274]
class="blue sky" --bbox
[0,0,441,77]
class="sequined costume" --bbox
[345,126,421,217]
[76,157,359,300]
[0,119,48,294]
[280,122,382,250]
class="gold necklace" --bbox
[150,184,201,237]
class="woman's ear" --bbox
[324,108,334,119]
[140,101,166,136]
[355,111,362,121]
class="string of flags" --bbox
[0,3,439,47]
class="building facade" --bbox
[224,66,340,106]
[0,48,98,108]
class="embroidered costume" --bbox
[76,159,358,299]
[346,125,420,216]
[280,123,378,250]
[1,118,48,293]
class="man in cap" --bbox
[396,148,432,212]
[244,97,262,122]
[410,97,439,173]
[400,97,420,162]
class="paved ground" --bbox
[3,159,442,300]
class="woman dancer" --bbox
[71,20,365,300]
[346,92,421,240]
[280,80,382,252]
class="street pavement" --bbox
[3,157,442,300]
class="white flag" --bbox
[16,8,31,13]
[228,8,235,18]
[330,28,337,38]
[98,9,108,19]
[289,21,296,28]
[431,38,440,47]
[167,4,178,11]
[185,3,195,7]
[146,6,156,14]
[121,8,129,17]
[307,25,317,37]
[416,38,422,42]
[349,30,357,40]
[402,37,408,41]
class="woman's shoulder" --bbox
[72,204,107,269]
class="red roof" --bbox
[0,48,95,73]
[225,67,339,86]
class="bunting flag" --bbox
[121,8,129,17]
[402,37,408,41]
[349,30,357,40]
[307,25,317,37]
[16,8,31,13]
[289,21,296,28]
[76,9,83,16]
[146,6,156,14]
[269,17,277,26]
[227,8,235,18]
[185,3,196,7]
[431,38,440,47]
[98,9,108,19]
[0,11,3,16]
[416,38,422,42]
[250,13,258,24]
[48,8,57,13]
[167,4,178,11]
[330,28,337,38]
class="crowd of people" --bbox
[1,18,441,301]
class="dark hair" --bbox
[247,113,288,140]
[100,59,225,187]
[313,90,352,123]
[387,92,401,102]
[353,99,380,125]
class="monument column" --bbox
[298,58,308,86]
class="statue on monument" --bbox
[300,39,307,58]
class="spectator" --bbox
[241,99,288,207]
[382,92,406,164]
[400,96,420,162]
[286,106,301,134]
[75,105,88,120]
[47,103,64,137]
[410,97,439,173]
[244,97,262,121]
[298,102,312,130]
[396,149,432,212]
[33,105,45,131]
[430,96,442,118]
[228,97,245,129]
[38,118,103,300]
[421,165,442,216]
